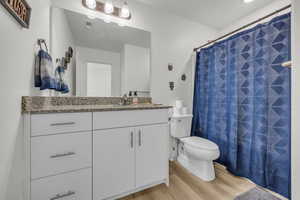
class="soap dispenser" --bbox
[133,91,138,104]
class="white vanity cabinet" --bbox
[93,124,169,200]
[93,110,169,200]
[24,108,169,200]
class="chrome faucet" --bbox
[120,94,131,105]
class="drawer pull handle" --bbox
[130,132,134,148]
[50,152,76,159]
[50,191,75,200]
[138,130,142,146]
[50,122,76,126]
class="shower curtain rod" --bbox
[193,4,292,52]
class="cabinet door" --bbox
[135,124,169,188]
[93,128,135,200]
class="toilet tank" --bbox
[170,115,193,138]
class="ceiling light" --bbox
[86,0,96,9]
[120,1,130,18]
[243,0,254,3]
[104,0,114,14]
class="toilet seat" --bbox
[180,136,218,151]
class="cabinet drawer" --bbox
[31,112,92,136]
[31,168,92,200]
[31,132,92,179]
[93,109,169,130]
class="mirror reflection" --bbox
[51,8,151,97]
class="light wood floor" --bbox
[119,161,257,200]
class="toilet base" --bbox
[177,154,216,182]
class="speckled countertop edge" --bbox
[24,105,173,114]
[22,96,172,114]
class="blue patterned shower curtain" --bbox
[191,13,291,198]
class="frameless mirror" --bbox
[51,7,151,97]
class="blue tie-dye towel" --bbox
[55,66,69,94]
[34,49,57,90]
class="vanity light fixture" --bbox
[86,0,97,9]
[120,1,130,18]
[82,0,131,20]
[104,0,114,14]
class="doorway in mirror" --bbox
[87,63,112,97]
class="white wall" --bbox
[121,44,150,95]
[51,7,76,95]
[51,0,217,110]
[0,0,51,199]
[76,46,121,96]
[292,1,300,199]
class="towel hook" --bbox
[37,39,49,52]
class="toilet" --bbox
[170,114,220,181]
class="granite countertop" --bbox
[22,96,172,114]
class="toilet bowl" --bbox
[170,114,220,181]
[177,137,220,181]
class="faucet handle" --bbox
[120,94,130,105]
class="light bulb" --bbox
[86,0,96,9]
[243,0,254,3]
[120,2,130,18]
[104,0,114,14]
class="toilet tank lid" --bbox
[181,137,218,150]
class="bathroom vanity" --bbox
[22,97,171,200]
[23,5,169,200]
